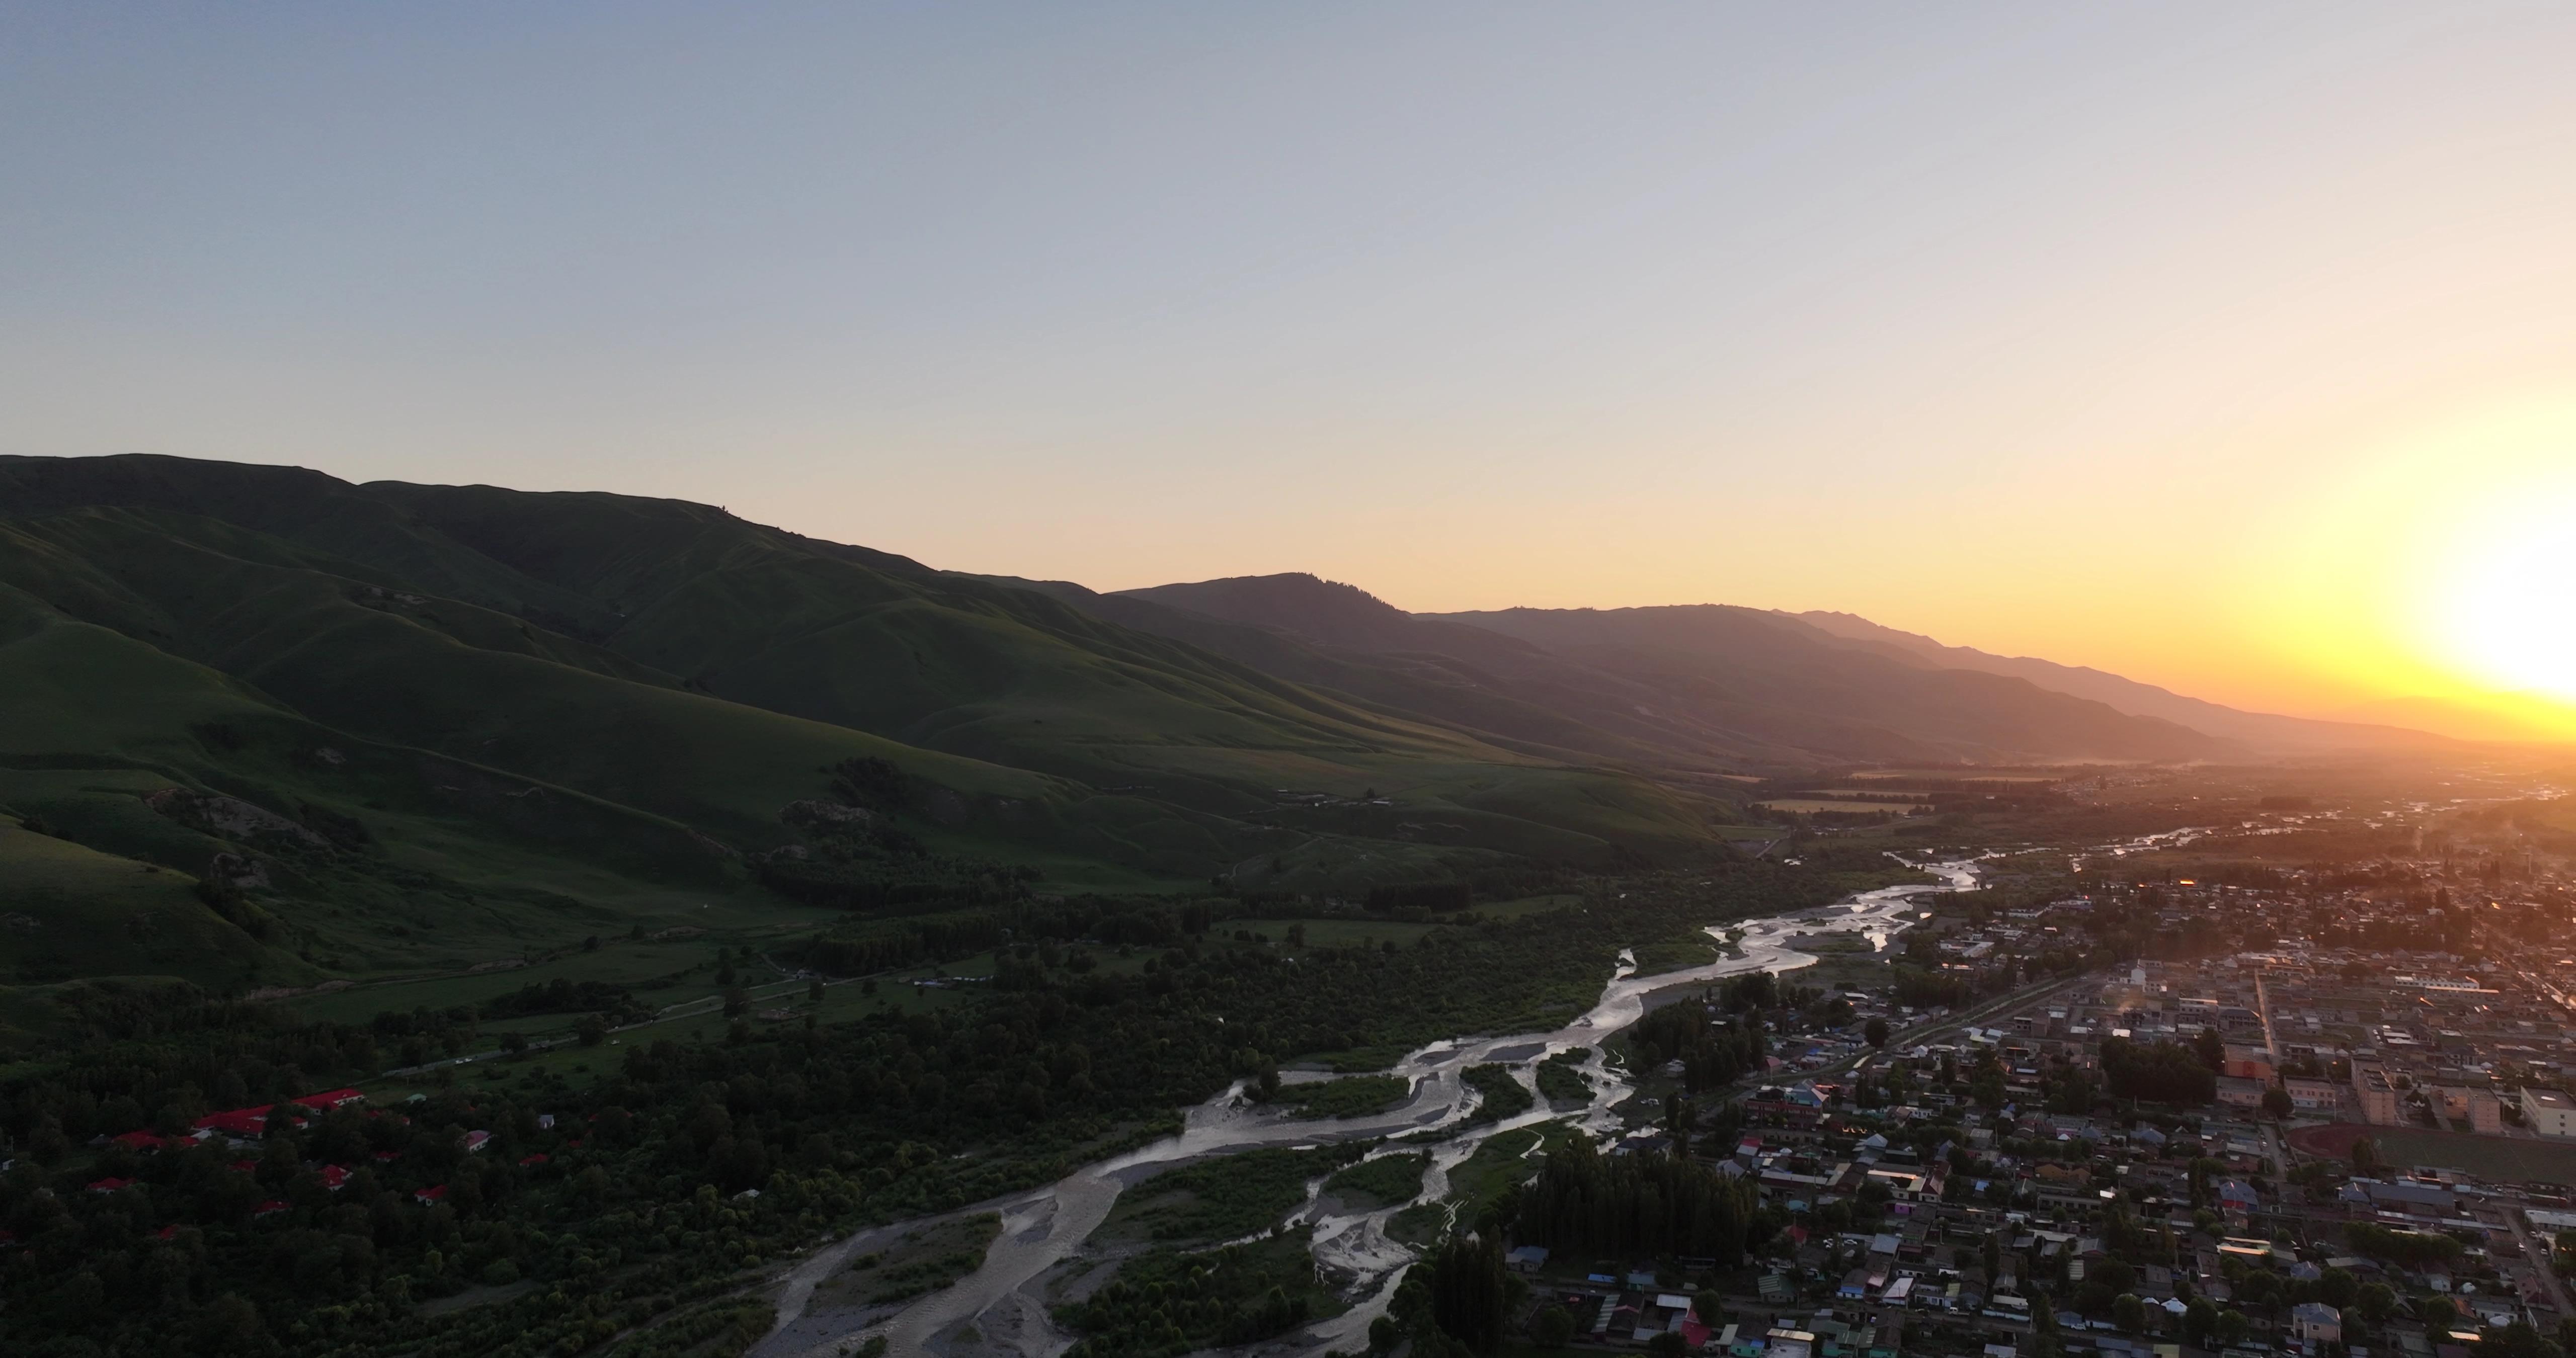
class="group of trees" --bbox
[1627,1002,1765,1094]
[1513,1138,1774,1264]
[1365,882,1475,913]
[2099,1036,2219,1105]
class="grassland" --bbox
[1322,1152,1428,1209]
[0,459,1761,1022]
[833,1214,1003,1306]
[2356,1128,2576,1184]
[1388,1122,1580,1245]
[1100,1145,1358,1243]
[1631,935,1723,976]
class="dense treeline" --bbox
[1890,963,1987,1008]
[480,981,649,1025]
[2,984,481,1155]
[1366,882,1474,913]
[2100,1037,2219,1105]
[1513,1139,1774,1264]
[0,859,1856,1356]
[1628,1002,1765,1093]
[782,897,1219,977]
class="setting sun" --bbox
[2436,485,2576,702]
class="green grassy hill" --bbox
[0,455,1737,1002]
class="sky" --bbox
[6,4,2576,736]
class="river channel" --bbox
[756,857,1984,1358]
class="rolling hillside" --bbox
[0,455,1734,994]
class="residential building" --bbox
[2354,1063,2401,1126]
[2523,1087,2576,1140]
[2215,1075,2267,1110]
[2285,1076,2341,1111]
[2435,1085,2503,1135]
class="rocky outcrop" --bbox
[144,788,331,852]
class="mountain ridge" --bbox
[1788,609,2462,754]
[1098,573,2248,766]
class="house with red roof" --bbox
[112,1130,172,1152]
[253,1200,290,1218]
[191,1089,369,1143]
[86,1177,135,1194]
[518,1153,549,1168]
[413,1184,446,1205]
[319,1165,351,1191]
[193,1108,271,1140]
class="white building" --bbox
[2522,1087,2576,1139]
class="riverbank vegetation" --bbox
[1536,1049,1592,1105]
[1103,1144,1362,1243]
[835,1213,1002,1306]
[1280,1074,1410,1119]
[1055,1233,1337,1358]
[1462,1064,1535,1123]
[0,857,1864,1356]
[1323,1152,1428,1210]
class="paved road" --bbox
[2504,1201,2575,1317]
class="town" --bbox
[1505,804,2576,1358]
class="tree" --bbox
[2183,1298,2217,1345]
[575,1013,608,1047]
[1428,1233,1509,1353]
[1530,1306,1575,1348]
[2215,1308,2251,1347]
[2484,1320,2560,1358]
[2262,1086,2293,1120]
[1693,1290,1726,1327]
[1645,1334,1688,1356]
[192,1294,266,1354]
[2356,1281,2398,1324]
[1865,1017,1890,1049]
[2317,1265,2359,1309]
[499,1030,529,1059]
[2113,1294,2147,1333]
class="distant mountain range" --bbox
[1785,610,2459,755]
[1010,573,2453,766]
[0,454,2470,994]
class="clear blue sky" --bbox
[7,4,2576,719]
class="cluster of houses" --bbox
[71,1087,539,1221]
